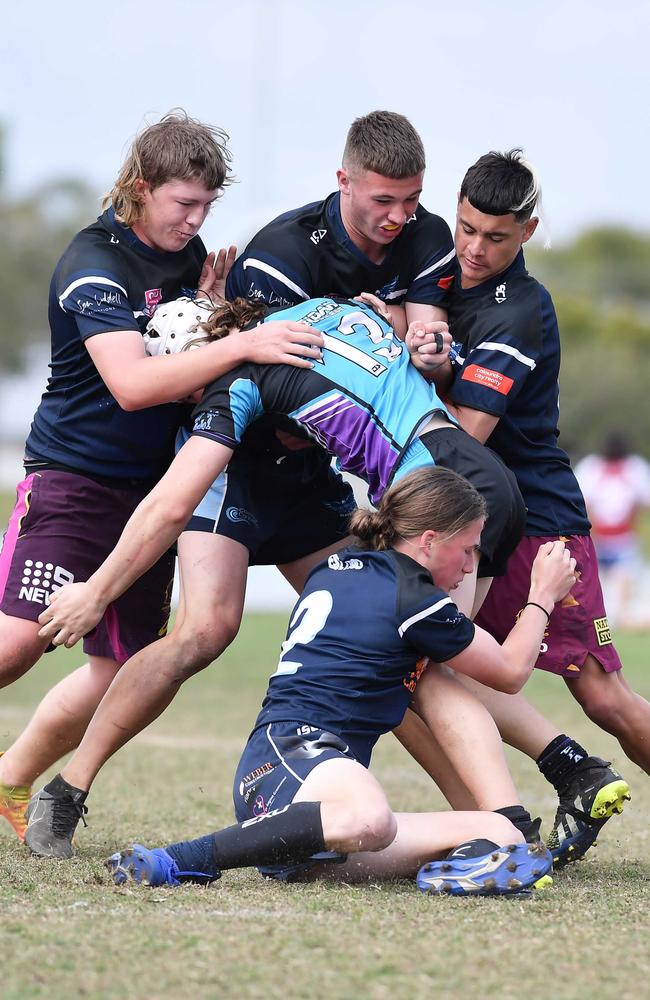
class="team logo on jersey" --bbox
[193,410,219,432]
[495,283,507,304]
[461,364,514,396]
[143,288,163,317]
[17,559,74,606]
[327,553,364,571]
[310,228,327,245]
[375,276,399,300]
[593,616,612,646]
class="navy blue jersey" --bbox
[447,252,589,535]
[252,547,475,765]
[25,209,206,482]
[193,298,454,504]
[226,193,455,309]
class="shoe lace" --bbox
[52,794,88,838]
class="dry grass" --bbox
[1,620,649,1000]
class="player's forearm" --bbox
[87,494,187,607]
[114,337,249,410]
[497,597,554,692]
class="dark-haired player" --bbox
[425,149,641,862]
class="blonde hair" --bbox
[104,109,233,227]
[350,467,486,550]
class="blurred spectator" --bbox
[575,432,650,628]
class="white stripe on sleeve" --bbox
[475,341,536,370]
[242,258,310,300]
[398,596,453,637]
[58,276,128,312]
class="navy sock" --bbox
[494,805,541,843]
[166,833,218,876]
[537,735,590,793]
[166,801,325,875]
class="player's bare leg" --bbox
[566,655,650,772]
[456,675,562,758]
[0,618,116,840]
[0,611,51,688]
[398,664,523,810]
[58,532,250,793]
[0,656,120,788]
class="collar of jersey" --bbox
[326,192,390,269]
[453,248,527,297]
[104,208,172,259]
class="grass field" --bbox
[1,619,649,1000]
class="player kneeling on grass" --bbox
[106,466,575,897]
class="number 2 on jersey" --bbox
[271,590,333,676]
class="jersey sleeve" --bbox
[226,235,313,307]
[398,593,475,661]
[393,552,474,661]
[191,369,265,447]
[54,248,140,340]
[401,212,456,306]
[449,285,544,417]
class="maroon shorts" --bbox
[0,470,174,664]
[475,534,622,678]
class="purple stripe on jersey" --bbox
[0,473,37,602]
[298,394,399,503]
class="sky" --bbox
[2,0,649,254]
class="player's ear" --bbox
[421,529,437,553]
[134,178,150,203]
[337,168,350,196]
[522,216,539,244]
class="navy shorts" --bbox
[0,470,175,664]
[233,721,358,879]
[182,432,356,566]
[397,427,526,578]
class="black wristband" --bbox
[524,601,551,622]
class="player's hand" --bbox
[197,246,237,303]
[242,321,324,368]
[528,541,577,611]
[405,320,452,369]
[37,582,107,649]
[353,292,392,323]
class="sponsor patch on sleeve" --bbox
[461,364,514,395]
